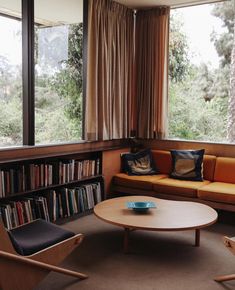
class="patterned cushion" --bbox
[121,149,157,176]
[170,149,205,181]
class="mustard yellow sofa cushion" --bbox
[214,157,235,184]
[113,173,167,190]
[198,182,235,205]
[152,150,172,174]
[203,155,217,181]
[152,178,211,198]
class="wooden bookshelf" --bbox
[0,150,104,230]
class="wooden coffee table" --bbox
[94,196,218,253]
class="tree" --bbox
[52,23,83,135]
[211,1,235,142]
[227,19,235,142]
[211,1,234,67]
[168,3,232,142]
[169,12,190,83]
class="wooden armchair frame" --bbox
[0,220,87,290]
[215,236,235,282]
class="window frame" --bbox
[167,2,233,144]
[21,0,87,146]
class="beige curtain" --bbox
[135,7,170,139]
[85,0,135,141]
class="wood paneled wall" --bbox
[102,147,129,196]
[0,140,129,162]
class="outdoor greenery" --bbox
[0,1,234,146]
[0,21,83,146]
[168,1,235,143]
[35,23,83,144]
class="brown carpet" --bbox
[36,214,235,290]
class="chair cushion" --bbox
[113,173,168,190]
[153,178,210,198]
[198,182,235,205]
[8,219,75,256]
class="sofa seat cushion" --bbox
[153,178,211,198]
[198,182,235,205]
[113,173,168,190]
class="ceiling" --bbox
[0,0,83,26]
[0,0,225,25]
[115,0,223,8]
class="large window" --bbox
[35,0,84,144]
[168,1,234,143]
[0,0,85,148]
[0,1,22,147]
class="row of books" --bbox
[48,182,102,221]
[0,158,101,197]
[0,166,26,198]
[0,181,102,230]
[58,158,100,184]
[0,196,49,230]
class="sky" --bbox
[0,17,22,66]
[0,2,228,69]
[172,3,226,69]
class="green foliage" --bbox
[52,23,83,135]
[169,12,190,83]
[168,1,232,142]
[0,66,22,146]
[169,72,228,142]
[211,1,235,67]
[34,23,83,144]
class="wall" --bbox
[0,139,129,162]
[102,147,130,196]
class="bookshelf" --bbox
[0,150,104,230]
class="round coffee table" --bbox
[94,196,218,253]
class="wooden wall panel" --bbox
[102,148,130,197]
[0,140,129,162]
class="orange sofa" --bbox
[112,150,235,212]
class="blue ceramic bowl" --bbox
[126,201,156,212]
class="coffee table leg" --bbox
[124,228,130,253]
[195,229,200,247]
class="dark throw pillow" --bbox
[121,149,158,176]
[170,149,205,181]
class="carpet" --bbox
[36,214,235,290]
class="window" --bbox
[0,1,22,147]
[168,1,234,143]
[0,0,85,148]
[34,0,84,144]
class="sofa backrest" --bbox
[214,157,235,183]
[152,150,172,174]
[151,150,216,181]
[203,155,217,181]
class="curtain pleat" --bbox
[135,8,170,139]
[85,0,135,141]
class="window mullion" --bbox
[22,0,35,146]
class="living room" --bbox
[0,0,235,289]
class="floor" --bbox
[36,214,235,290]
